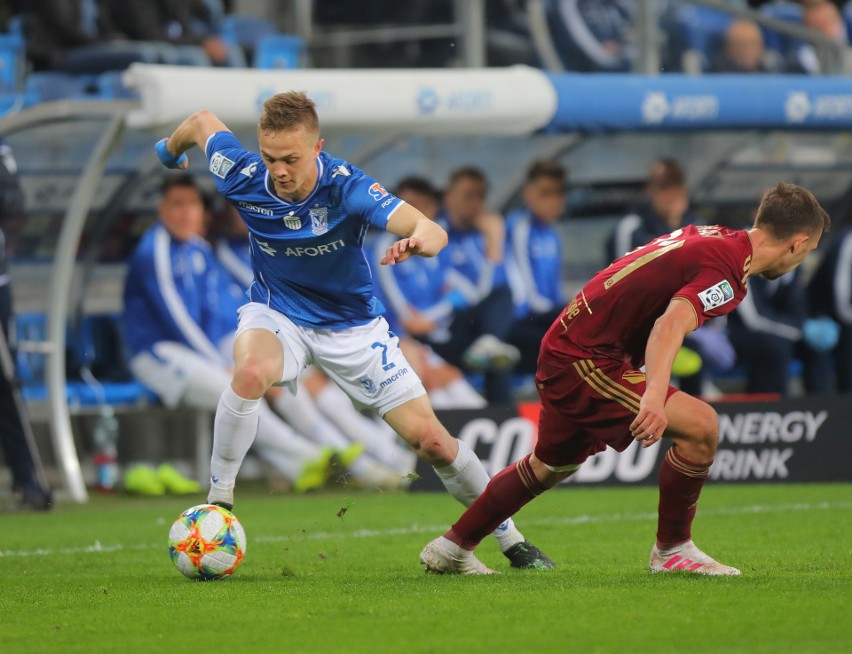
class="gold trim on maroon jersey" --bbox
[573,359,641,414]
[741,254,752,284]
[604,240,686,290]
[621,369,646,384]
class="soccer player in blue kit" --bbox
[155,91,552,569]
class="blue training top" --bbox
[123,223,233,363]
[205,131,404,329]
[504,208,565,318]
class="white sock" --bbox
[443,378,487,409]
[252,403,323,481]
[209,386,261,501]
[432,440,524,551]
[314,382,399,464]
[271,382,350,449]
[436,535,470,559]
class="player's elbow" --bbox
[436,224,449,250]
[190,109,217,124]
[418,220,448,257]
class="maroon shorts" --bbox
[533,355,679,469]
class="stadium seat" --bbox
[6,14,25,38]
[219,14,279,54]
[253,35,305,69]
[61,42,168,75]
[174,45,212,67]
[95,71,138,100]
[23,72,90,107]
[0,32,24,92]
[15,312,154,407]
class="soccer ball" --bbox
[168,504,247,580]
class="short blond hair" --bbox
[259,91,319,135]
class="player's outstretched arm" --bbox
[630,298,697,448]
[155,110,231,170]
[382,204,448,265]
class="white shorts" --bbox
[234,302,425,416]
[129,342,231,409]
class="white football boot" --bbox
[420,537,497,575]
[650,540,741,576]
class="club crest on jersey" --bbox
[209,152,235,179]
[698,280,734,311]
[358,376,378,396]
[368,182,389,201]
[283,211,301,230]
[309,206,328,235]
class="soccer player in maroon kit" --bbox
[420,183,829,575]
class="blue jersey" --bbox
[205,132,404,328]
[504,208,565,318]
[123,223,232,363]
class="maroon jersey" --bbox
[544,225,753,366]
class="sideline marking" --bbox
[1,501,849,559]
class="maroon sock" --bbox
[657,446,712,549]
[446,454,547,551]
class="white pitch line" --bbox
[0,500,849,559]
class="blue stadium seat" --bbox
[16,313,154,407]
[253,35,305,69]
[62,42,168,75]
[174,45,212,67]
[95,71,138,100]
[0,32,24,92]
[6,14,25,38]
[23,72,90,107]
[219,14,279,52]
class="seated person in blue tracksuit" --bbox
[433,167,520,404]
[727,266,838,397]
[504,160,568,375]
[123,174,334,493]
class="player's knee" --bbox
[231,361,275,399]
[409,419,455,466]
[691,403,719,460]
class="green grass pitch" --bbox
[1,483,849,654]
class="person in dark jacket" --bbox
[0,142,52,510]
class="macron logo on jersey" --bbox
[240,162,258,178]
[332,164,351,179]
[237,201,273,216]
[698,280,734,311]
[369,182,389,201]
[209,152,235,179]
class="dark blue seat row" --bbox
[15,312,157,408]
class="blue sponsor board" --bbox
[544,74,852,133]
